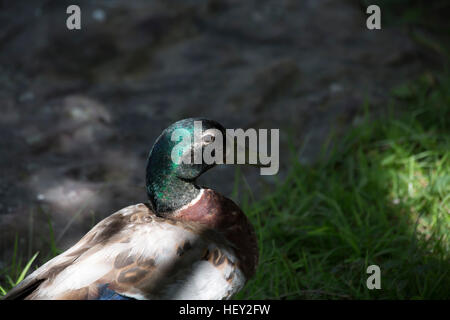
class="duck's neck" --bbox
[146,167,201,214]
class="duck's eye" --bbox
[203,134,215,144]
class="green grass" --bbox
[235,71,450,299]
[1,71,449,299]
[0,213,62,296]
[0,235,39,296]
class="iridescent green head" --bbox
[146,118,226,214]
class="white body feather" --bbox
[21,204,246,300]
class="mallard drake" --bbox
[3,118,259,300]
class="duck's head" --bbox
[146,118,229,214]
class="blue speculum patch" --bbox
[96,284,134,300]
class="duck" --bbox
[3,118,259,300]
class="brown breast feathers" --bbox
[172,189,258,280]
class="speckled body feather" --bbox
[3,189,258,300]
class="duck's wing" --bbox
[3,203,244,300]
